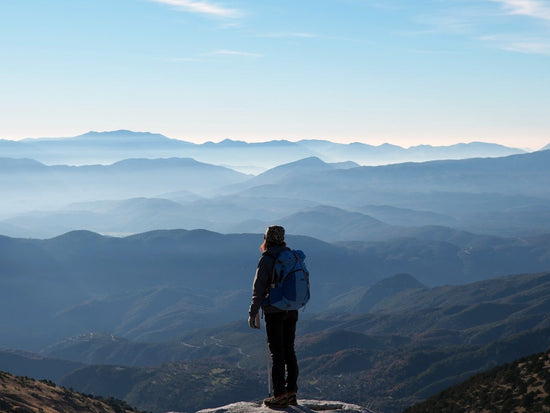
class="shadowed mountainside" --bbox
[403,349,550,413]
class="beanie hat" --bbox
[265,225,285,244]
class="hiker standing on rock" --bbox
[249,225,310,408]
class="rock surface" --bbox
[194,399,374,413]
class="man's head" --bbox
[264,225,285,245]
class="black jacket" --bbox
[248,245,289,317]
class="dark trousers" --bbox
[265,310,299,397]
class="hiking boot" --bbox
[263,393,289,408]
[286,392,297,406]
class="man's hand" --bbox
[248,313,260,329]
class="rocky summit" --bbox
[193,399,374,413]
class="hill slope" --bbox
[403,349,550,413]
[0,370,143,413]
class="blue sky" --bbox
[1,0,549,149]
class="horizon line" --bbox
[1,129,544,151]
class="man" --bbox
[249,225,299,408]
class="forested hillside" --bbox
[404,350,550,413]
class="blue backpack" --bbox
[263,249,310,311]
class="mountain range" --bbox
[1,130,546,240]
[1,130,550,412]
[0,130,528,172]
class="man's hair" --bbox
[261,226,286,252]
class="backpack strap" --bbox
[264,251,278,287]
[264,247,291,285]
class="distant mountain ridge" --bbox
[75,130,177,142]
[0,129,527,170]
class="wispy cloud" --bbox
[259,32,318,39]
[503,40,550,54]
[408,1,550,55]
[167,56,205,62]
[489,0,550,21]
[168,49,264,63]
[149,0,241,18]
[413,14,478,35]
[257,31,361,43]
[480,34,550,54]
[481,0,550,54]
[203,49,264,58]
[410,3,498,36]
